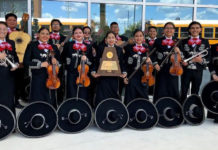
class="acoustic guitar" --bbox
[9,13,31,63]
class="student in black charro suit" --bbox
[5,13,25,108]
[146,26,157,50]
[123,29,152,105]
[49,19,66,48]
[23,27,60,108]
[152,22,181,103]
[0,21,19,114]
[61,27,93,104]
[179,21,210,103]
[49,19,66,105]
[91,31,127,107]
[146,26,158,96]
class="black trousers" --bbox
[180,69,203,103]
[66,71,89,103]
[88,76,97,108]
[153,65,179,103]
[30,72,57,109]
[14,67,26,103]
[56,65,65,105]
[0,67,15,114]
[95,77,120,107]
[124,74,149,105]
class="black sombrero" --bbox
[201,81,218,114]
[17,101,57,138]
[95,98,129,132]
[127,98,159,130]
[57,98,93,133]
[155,97,184,128]
[183,94,205,125]
[0,104,16,140]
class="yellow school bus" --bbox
[146,20,218,45]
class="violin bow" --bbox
[127,47,156,81]
[159,39,182,68]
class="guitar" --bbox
[58,30,72,53]
[9,13,31,63]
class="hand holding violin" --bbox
[52,57,57,65]
[41,61,49,68]
[81,55,87,61]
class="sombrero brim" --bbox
[127,98,159,130]
[17,101,57,138]
[95,98,129,132]
[57,97,93,133]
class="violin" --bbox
[76,58,90,87]
[46,51,60,89]
[141,62,155,87]
[169,52,183,76]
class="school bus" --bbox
[146,20,218,45]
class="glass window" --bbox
[0,0,27,18]
[146,0,193,4]
[91,3,142,42]
[180,27,188,38]
[101,0,142,1]
[215,28,218,38]
[145,6,192,38]
[146,6,193,20]
[61,25,71,35]
[31,0,88,38]
[156,27,164,37]
[204,27,213,38]
[197,0,218,5]
[174,27,179,38]
[197,8,218,20]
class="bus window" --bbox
[215,28,218,38]
[156,27,163,37]
[61,25,70,36]
[174,27,179,38]
[204,27,213,38]
[41,25,49,29]
[181,27,188,38]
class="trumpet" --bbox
[5,57,18,69]
[183,49,208,63]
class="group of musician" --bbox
[1,13,218,124]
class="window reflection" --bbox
[204,27,213,38]
[91,3,142,42]
[0,0,27,18]
[146,0,193,4]
[197,8,218,20]
[145,6,192,38]
[101,0,142,1]
[197,0,218,5]
[31,0,88,37]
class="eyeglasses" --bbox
[165,27,174,30]
[190,27,201,30]
[84,32,91,34]
[52,24,60,26]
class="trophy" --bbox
[97,47,121,76]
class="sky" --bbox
[40,0,218,34]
